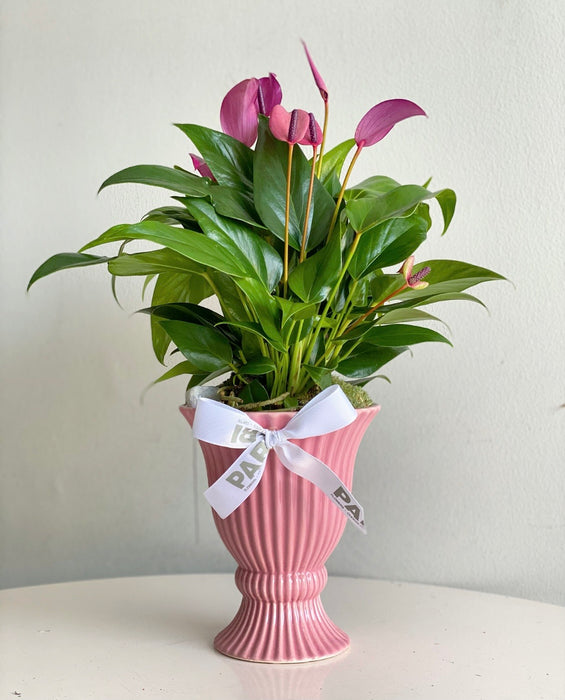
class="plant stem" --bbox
[300,147,318,262]
[238,392,290,411]
[283,142,294,297]
[301,230,362,369]
[326,144,363,243]
[345,283,408,334]
[316,101,329,178]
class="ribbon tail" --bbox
[275,442,367,533]
[203,438,269,519]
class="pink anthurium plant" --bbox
[28,43,504,410]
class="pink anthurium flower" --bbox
[399,256,431,289]
[269,105,310,144]
[299,112,323,147]
[257,73,283,116]
[190,153,215,181]
[220,74,282,147]
[220,78,260,147]
[355,99,427,148]
[301,40,328,102]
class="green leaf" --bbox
[159,320,233,372]
[337,345,408,379]
[361,324,452,347]
[184,199,282,290]
[108,248,205,277]
[98,164,210,197]
[140,301,238,340]
[302,364,333,388]
[345,185,453,235]
[220,319,286,353]
[238,357,276,375]
[175,124,254,189]
[239,379,270,405]
[152,360,200,384]
[276,298,318,326]
[206,187,262,227]
[80,221,247,277]
[435,189,456,234]
[142,206,197,228]
[376,308,448,328]
[345,175,401,200]
[28,252,110,291]
[316,138,355,196]
[147,274,212,364]
[288,233,341,303]
[349,208,431,278]
[253,117,335,251]
[234,277,285,350]
[385,291,489,312]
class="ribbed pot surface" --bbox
[180,403,379,662]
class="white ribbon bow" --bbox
[192,385,367,533]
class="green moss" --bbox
[329,376,374,409]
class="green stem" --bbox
[300,147,317,263]
[283,142,294,297]
[302,230,362,367]
[326,144,363,243]
[316,100,329,178]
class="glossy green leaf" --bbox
[288,234,341,303]
[337,345,408,379]
[349,208,431,279]
[435,189,456,234]
[80,221,247,277]
[184,199,282,290]
[376,308,448,328]
[316,138,355,196]
[238,357,277,375]
[239,379,270,404]
[302,364,333,388]
[98,164,210,197]
[253,118,335,251]
[175,124,254,189]
[345,175,401,200]
[108,248,205,277]
[345,185,453,235]
[234,277,285,350]
[361,324,451,347]
[159,320,233,372]
[385,291,488,312]
[28,252,110,291]
[147,273,212,364]
[142,206,197,228]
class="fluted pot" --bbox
[180,403,379,663]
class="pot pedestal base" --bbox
[214,566,349,663]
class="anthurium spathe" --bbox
[301,40,328,102]
[190,153,215,181]
[355,99,426,148]
[220,74,282,146]
[269,106,310,144]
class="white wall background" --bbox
[1,0,564,604]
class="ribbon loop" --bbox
[192,386,367,533]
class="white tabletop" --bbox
[1,574,563,699]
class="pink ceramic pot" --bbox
[180,404,379,663]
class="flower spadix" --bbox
[400,256,431,289]
[299,112,323,147]
[355,99,426,148]
[269,105,310,144]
